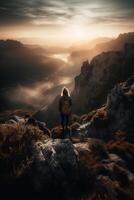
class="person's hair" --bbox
[61,87,70,97]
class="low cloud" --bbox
[7,82,54,109]
[0,39,74,110]
[6,79,73,110]
[0,40,65,87]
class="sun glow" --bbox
[65,25,89,42]
[0,19,131,47]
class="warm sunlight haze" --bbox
[0,0,134,46]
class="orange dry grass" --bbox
[90,176,119,200]
[114,130,127,141]
[106,140,134,155]
[86,110,97,121]
[0,123,46,181]
[0,123,45,142]
[96,107,107,119]
[51,126,63,138]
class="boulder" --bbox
[31,139,79,194]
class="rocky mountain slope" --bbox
[69,32,134,65]
[76,76,134,138]
[0,77,134,200]
[72,43,134,114]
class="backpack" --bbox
[62,99,71,115]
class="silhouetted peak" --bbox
[0,39,24,50]
[117,32,134,41]
[81,60,90,74]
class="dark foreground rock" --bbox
[0,122,134,200]
[31,139,79,194]
[28,138,134,200]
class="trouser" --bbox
[60,113,69,129]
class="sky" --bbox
[0,0,134,46]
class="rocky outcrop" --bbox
[73,77,134,141]
[29,138,134,200]
[107,76,134,133]
[85,106,110,140]
[72,44,134,114]
[31,139,79,193]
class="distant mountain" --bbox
[69,37,112,51]
[95,32,134,52]
[0,39,46,88]
[69,32,134,66]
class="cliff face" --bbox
[107,76,134,133]
[78,76,134,140]
[72,44,134,114]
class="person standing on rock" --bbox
[59,87,72,133]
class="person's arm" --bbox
[70,98,72,106]
[59,98,62,112]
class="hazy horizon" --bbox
[0,0,134,46]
